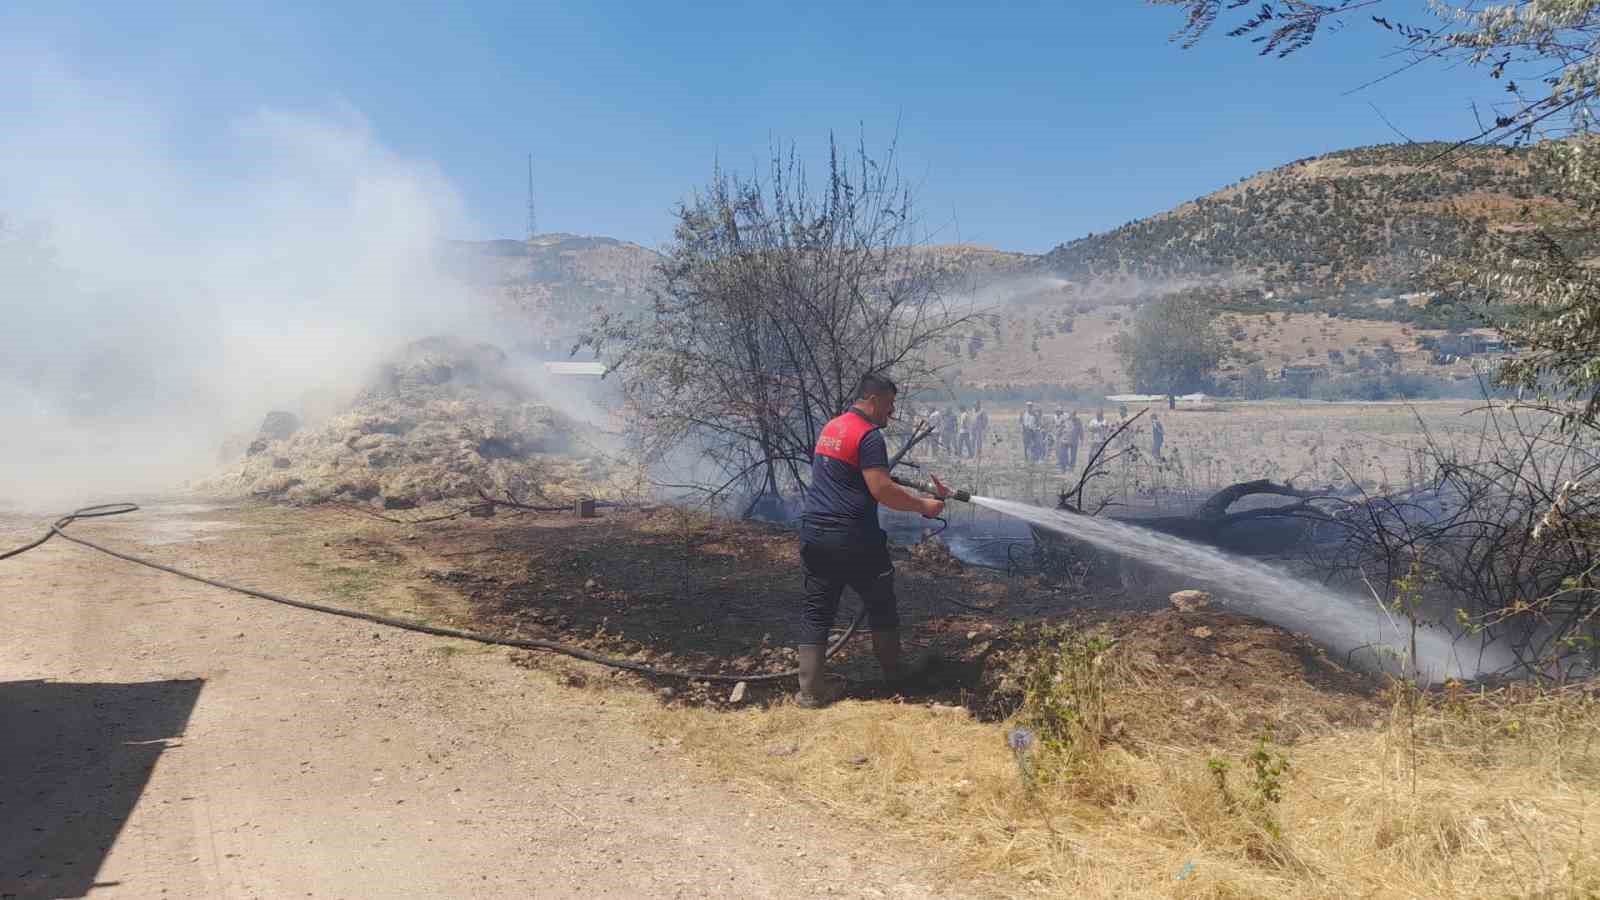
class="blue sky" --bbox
[4,1,1512,254]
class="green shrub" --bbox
[1014,628,1116,776]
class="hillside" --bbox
[918,243,1034,283]
[930,142,1597,391]
[1037,141,1588,297]
[440,142,1579,391]
[442,233,662,333]
[441,234,1033,344]
[929,303,1498,392]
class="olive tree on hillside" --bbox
[1112,293,1229,403]
[580,136,974,512]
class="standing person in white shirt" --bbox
[1021,402,1040,463]
[1088,407,1109,459]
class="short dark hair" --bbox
[856,372,898,398]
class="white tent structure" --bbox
[1106,392,1215,407]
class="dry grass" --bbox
[911,399,1511,515]
[651,664,1600,898]
[212,486,1599,896]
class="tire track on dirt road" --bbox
[0,502,946,899]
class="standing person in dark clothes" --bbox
[795,373,948,708]
[1064,409,1083,470]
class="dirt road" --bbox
[0,501,940,899]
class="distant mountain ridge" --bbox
[441,141,1585,369]
[427,141,1592,392]
[441,234,1039,325]
[1037,141,1587,297]
[443,233,662,328]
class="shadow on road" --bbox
[0,678,203,899]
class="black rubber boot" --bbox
[795,644,829,709]
[872,630,903,683]
[875,630,942,695]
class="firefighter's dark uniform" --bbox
[798,407,897,645]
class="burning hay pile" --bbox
[205,337,620,508]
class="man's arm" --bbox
[862,467,945,518]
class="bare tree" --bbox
[580,135,976,513]
[1297,401,1600,677]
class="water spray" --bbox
[861,467,1501,682]
[887,463,1506,681]
[968,496,1514,683]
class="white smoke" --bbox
[0,50,513,510]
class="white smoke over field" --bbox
[0,52,509,510]
[962,274,1072,307]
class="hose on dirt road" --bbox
[1,504,862,684]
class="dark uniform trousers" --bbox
[799,534,897,646]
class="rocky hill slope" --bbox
[1038,141,1586,297]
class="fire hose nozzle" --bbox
[891,475,970,503]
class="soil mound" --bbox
[205,337,614,508]
[1094,607,1379,745]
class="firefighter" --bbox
[795,373,947,708]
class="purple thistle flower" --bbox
[1007,727,1035,753]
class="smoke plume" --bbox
[0,52,505,510]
